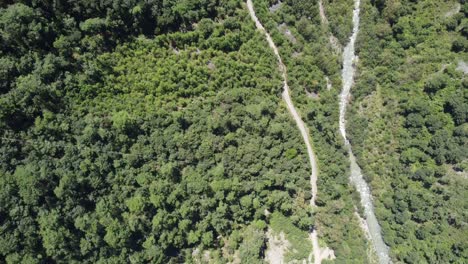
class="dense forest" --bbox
[0,0,316,262]
[0,0,466,263]
[348,0,468,262]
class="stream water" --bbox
[338,0,391,263]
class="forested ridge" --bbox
[0,0,467,263]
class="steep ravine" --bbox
[245,0,333,263]
[338,0,391,263]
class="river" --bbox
[338,0,392,263]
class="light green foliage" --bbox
[238,225,266,264]
[80,18,107,33]
[270,212,311,261]
[322,0,355,44]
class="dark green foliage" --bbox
[2,0,466,263]
[445,90,468,126]
[0,1,318,262]
[0,3,50,53]
[349,0,468,262]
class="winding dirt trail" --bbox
[246,1,333,263]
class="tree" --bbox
[0,3,50,52]
[238,225,265,263]
[424,73,448,94]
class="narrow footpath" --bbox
[246,1,333,263]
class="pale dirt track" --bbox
[246,1,334,263]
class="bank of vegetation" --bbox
[349,0,467,262]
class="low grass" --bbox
[269,211,312,261]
